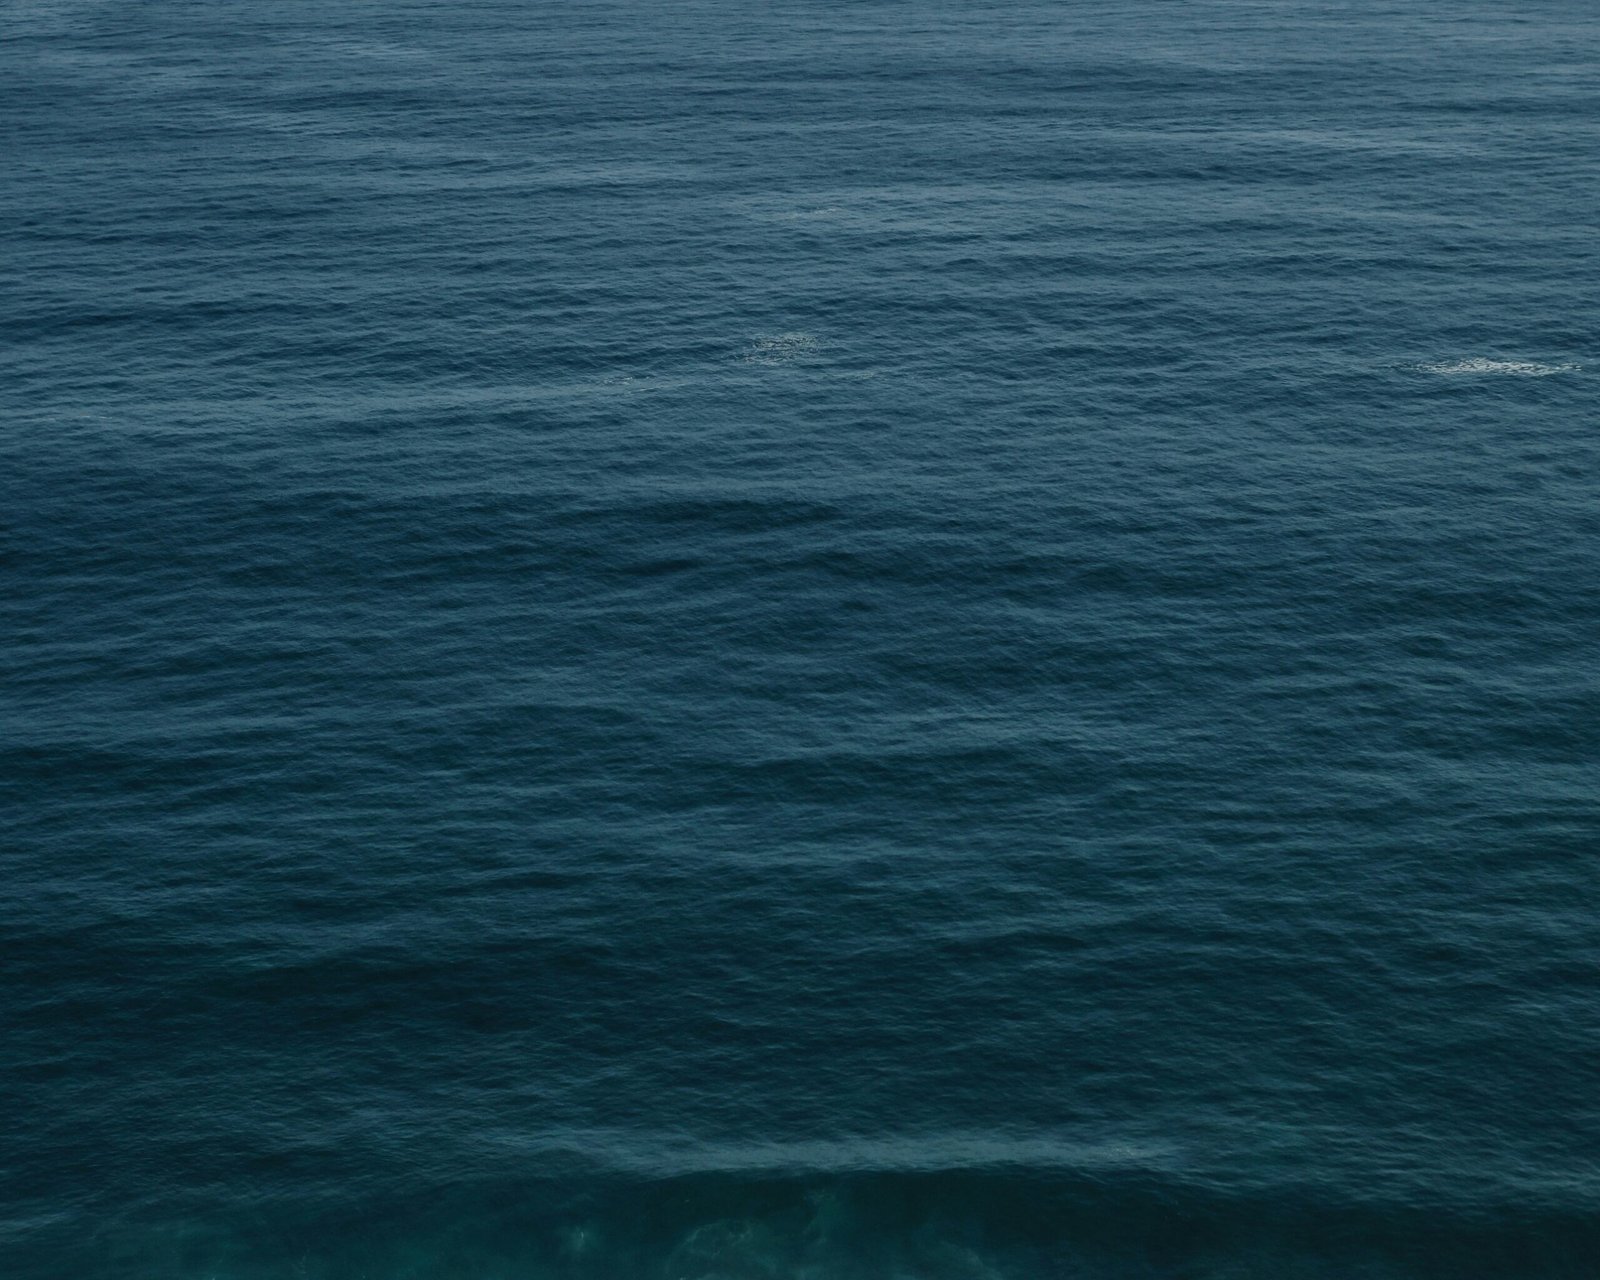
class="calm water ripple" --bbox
[3,1,1598,1276]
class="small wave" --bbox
[1418,357,1579,377]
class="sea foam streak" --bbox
[1419,357,1578,376]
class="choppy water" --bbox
[4,1,1599,1276]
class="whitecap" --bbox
[1418,357,1579,377]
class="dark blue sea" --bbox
[4,1,1598,1276]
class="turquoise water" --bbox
[4,1,1598,1276]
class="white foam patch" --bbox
[1419,357,1579,377]
[744,332,819,366]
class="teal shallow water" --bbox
[4,1,1598,1276]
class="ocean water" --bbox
[4,0,1599,1276]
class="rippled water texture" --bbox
[4,0,1598,1276]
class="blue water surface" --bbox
[4,1,1598,1276]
